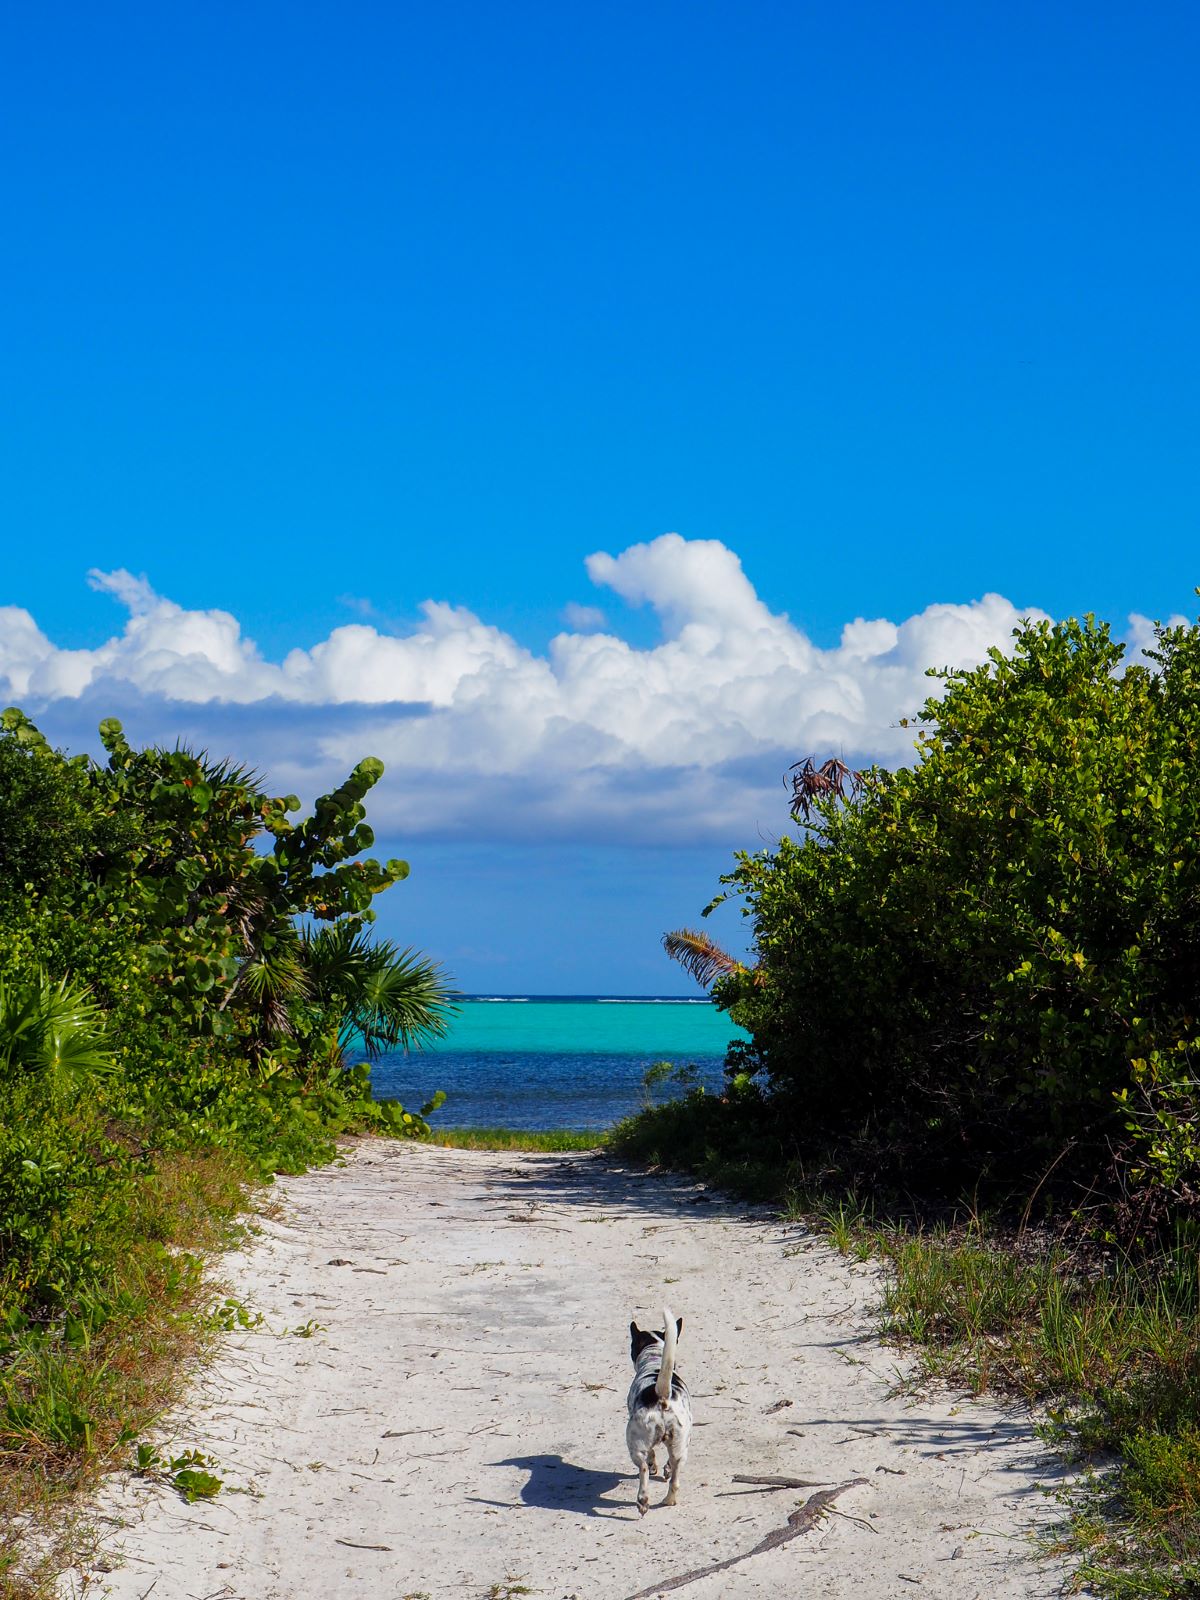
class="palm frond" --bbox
[348,941,459,1057]
[239,933,309,1000]
[163,741,264,795]
[301,919,372,998]
[661,928,741,990]
[0,971,115,1090]
[0,977,43,1073]
[300,921,459,1060]
[235,934,311,1043]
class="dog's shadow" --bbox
[471,1454,634,1519]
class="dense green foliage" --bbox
[713,613,1200,1214]
[0,708,453,1589]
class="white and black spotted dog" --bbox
[626,1307,693,1516]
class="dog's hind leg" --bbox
[632,1450,651,1516]
[647,1447,660,1478]
[663,1433,686,1507]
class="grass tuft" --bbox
[427,1126,604,1152]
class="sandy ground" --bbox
[69,1142,1079,1600]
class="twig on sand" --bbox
[623,1478,870,1598]
[729,1474,835,1491]
[824,1504,880,1534]
[335,1538,392,1551]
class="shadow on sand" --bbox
[431,1146,764,1227]
[470,1453,637,1519]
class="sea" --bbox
[365,995,747,1130]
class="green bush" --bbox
[713,612,1200,1213]
[0,713,116,905]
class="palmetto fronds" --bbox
[158,741,264,798]
[301,920,370,994]
[661,928,742,990]
[303,921,458,1057]
[350,944,458,1056]
[0,970,115,1090]
[234,930,311,1048]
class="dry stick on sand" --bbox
[623,1478,870,1599]
[730,1474,836,1491]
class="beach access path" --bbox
[72,1141,1077,1600]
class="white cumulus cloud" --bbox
[2,535,1064,843]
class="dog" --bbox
[626,1307,693,1516]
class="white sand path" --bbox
[72,1142,1077,1600]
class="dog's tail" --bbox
[655,1306,678,1404]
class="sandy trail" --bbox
[74,1142,1074,1600]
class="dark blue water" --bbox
[364,995,745,1130]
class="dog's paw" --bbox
[637,1496,649,1517]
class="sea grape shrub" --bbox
[0,709,132,908]
[91,719,411,1040]
[714,613,1200,1208]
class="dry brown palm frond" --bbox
[787,756,864,822]
[661,928,742,989]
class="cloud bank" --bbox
[2,534,1056,844]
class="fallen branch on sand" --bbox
[623,1477,870,1598]
[729,1474,835,1491]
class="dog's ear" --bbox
[630,1320,641,1339]
[676,1317,683,1339]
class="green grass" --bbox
[427,1126,605,1151]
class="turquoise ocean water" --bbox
[366,996,746,1130]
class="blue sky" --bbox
[3,2,1198,990]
